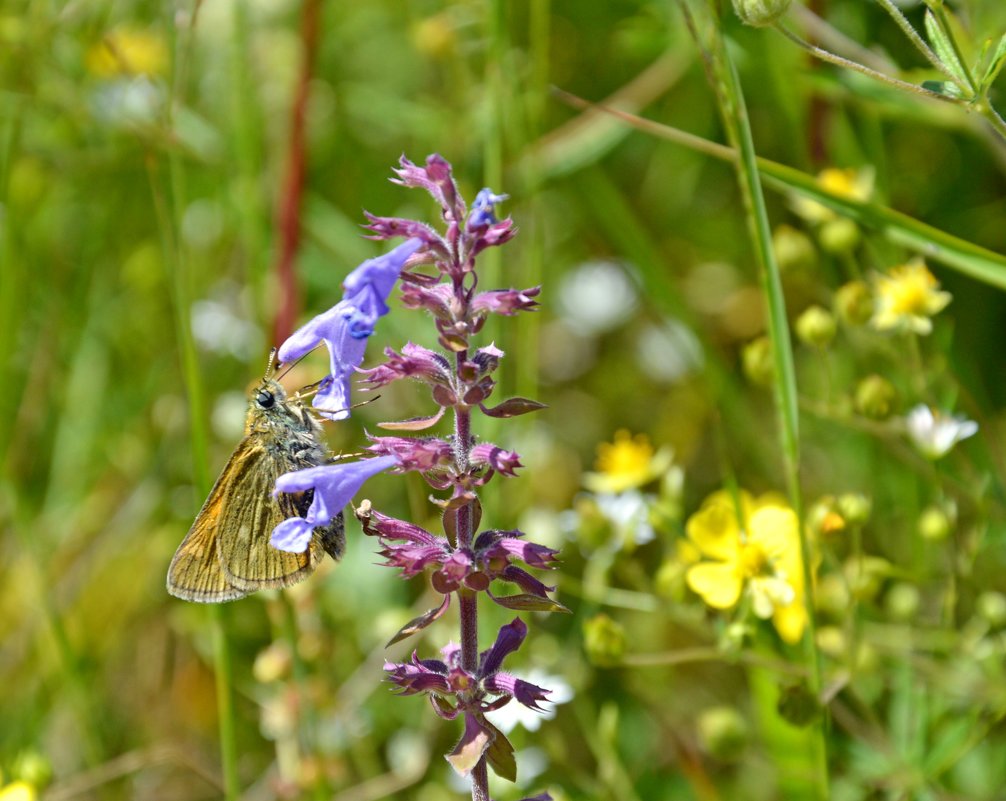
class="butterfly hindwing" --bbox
[216,442,320,591]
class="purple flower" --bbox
[384,619,551,715]
[399,281,456,319]
[271,455,399,552]
[367,435,454,471]
[470,443,523,476]
[471,286,541,316]
[278,238,422,419]
[358,343,453,389]
[361,509,558,599]
[392,154,465,224]
[466,188,509,230]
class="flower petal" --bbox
[686,562,743,609]
[685,500,740,561]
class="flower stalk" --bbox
[271,155,559,800]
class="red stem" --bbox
[272,0,321,345]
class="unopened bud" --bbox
[583,613,625,667]
[796,305,837,348]
[834,280,873,326]
[697,706,748,760]
[819,217,861,254]
[918,505,952,541]
[837,493,871,525]
[855,374,897,419]
[885,582,921,622]
[772,225,816,273]
[741,336,774,387]
[976,591,1006,628]
[732,0,792,27]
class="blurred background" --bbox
[3,0,1006,799]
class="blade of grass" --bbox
[551,88,1006,291]
[682,0,827,795]
[161,5,240,798]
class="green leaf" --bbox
[979,32,1006,92]
[490,593,571,613]
[480,397,548,418]
[925,9,970,89]
[921,79,963,98]
[385,595,451,646]
[482,719,517,782]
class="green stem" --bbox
[874,0,955,81]
[163,5,239,796]
[773,23,957,103]
[551,88,1006,290]
[691,0,828,794]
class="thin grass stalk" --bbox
[692,0,828,795]
[515,0,549,405]
[229,0,267,318]
[272,0,322,345]
[164,6,239,797]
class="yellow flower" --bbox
[871,258,951,335]
[86,27,167,78]
[582,430,674,494]
[0,782,37,801]
[685,491,807,644]
[791,167,874,224]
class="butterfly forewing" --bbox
[217,443,319,591]
[167,376,346,603]
[166,447,254,602]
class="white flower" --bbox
[905,404,978,459]
[557,260,638,335]
[595,490,656,548]
[488,671,573,734]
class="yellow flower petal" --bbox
[687,562,743,609]
[686,501,740,561]
[773,601,808,644]
[749,505,799,558]
[0,783,37,801]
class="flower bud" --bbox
[11,750,51,790]
[819,217,861,254]
[696,706,748,760]
[582,613,625,667]
[976,591,1006,628]
[772,225,816,273]
[844,555,890,602]
[885,582,921,622]
[837,493,871,525]
[834,280,873,326]
[253,642,292,683]
[741,336,774,387]
[815,573,850,617]
[795,305,837,348]
[815,626,846,658]
[855,374,897,419]
[918,504,952,541]
[731,0,792,27]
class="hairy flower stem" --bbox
[453,352,490,801]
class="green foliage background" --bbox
[3,0,1006,799]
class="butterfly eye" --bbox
[256,390,275,409]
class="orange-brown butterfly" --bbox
[167,359,343,602]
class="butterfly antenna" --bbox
[275,343,323,382]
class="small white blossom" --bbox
[905,404,978,459]
[488,671,574,734]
